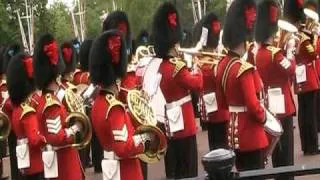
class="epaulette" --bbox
[266,46,281,62]
[105,94,125,118]
[20,102,36,120]
[43,93,60,113]
[236,61,254,78]
[169,58,187,78]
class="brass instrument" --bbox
[0,110,10,141]
[304,8,320,46]
[61,84,92,150]
[275,20,298,49]
[127,90,167,163]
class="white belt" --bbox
[104,151,120,160]
[165,95,192,109]
[17,138,28,145]
[229,106,247,113]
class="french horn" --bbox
[59,84,92,150]
[127,90,167,163]
[0,110,10,141]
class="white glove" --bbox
[64,122,82,138]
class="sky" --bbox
[47,0,74,9]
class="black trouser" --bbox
[298,91,318,154]
[79,143,91,170]
[8,132,22,180]
[20,173,44,180]
[272,116,294,180]
[0,140,5,178]
[164,135,198,179]
[235,149,265,172]
[207,122,227,151]
[140,160,148,180]
[91,131,103,173]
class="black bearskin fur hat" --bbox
[102,11,132,54]
[136,30,150,47]
[33,33,65,90]
[284,0,304,23]
[7,53,35,105]
[152,2,182,58]
[61,41,77,74]
[254,0,279,43]
[193,12,220,49]
[89,30,127,87]
[3,44,22,74]
[222,0,256,50]
[79,39,93,72]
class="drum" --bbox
[264,109,284,158]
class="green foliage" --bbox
[0,0,227,45]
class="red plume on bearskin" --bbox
[61,41,77,74]
[103,11,132,55]
[254,0,279,43]
[152,2,182,58]
[222,0,256,49]
[7,53,35,105]
[33,33,65,90]
[89,30,127,87]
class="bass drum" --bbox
[264,109,283,159]
[141,57,167,124]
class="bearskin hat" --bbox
[7,53,35,105]
[3,44,22,74]
[102,11,132,54]
[193,12,221,49]
[89,30,127,87]
[152,2,182,58]
[136,30,150,47]
[284,0,304,23]
[254,0,279,43]
[33,33,65,90]
[222,0,256,50]
[79,39,93,72]
[61,41,77,74]
[181,29,193,48]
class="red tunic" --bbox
[73,70,90,85]
[119,72,139,104]
[159,58,203,139]
[249,45,296,118]
[91,91,144,180]
[216,52,268,152]
[294,33,320,93]
[200,63,229,123]
[11,103,46,175]
[36,92,83,180]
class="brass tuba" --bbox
[127,90,167,163]
[0,110,10,141]
[274,20,299,49]
[61,84,92,150]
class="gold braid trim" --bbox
[105,94,125,118]
[169,58,187,78]
[20,102,36,120]
[266,46,281,62]
[236,61,254,78]
[43,93,60,113]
